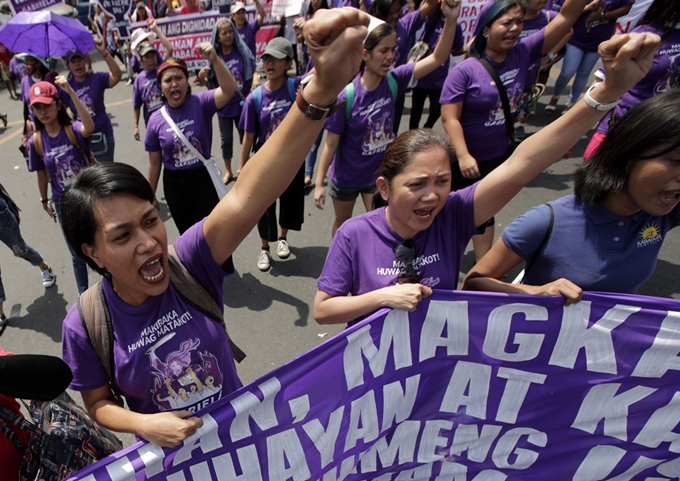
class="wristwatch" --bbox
[584,84,620,112]
[296,75,344,121]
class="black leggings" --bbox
[163,166,219,234]
[409,87,442,130]
[257,163,305,242]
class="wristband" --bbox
[547,52,557,61]
[41,199,48,204]
[584,84,620,112]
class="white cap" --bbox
[231,1,246,13]
[130,28,156,53]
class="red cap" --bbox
[29,81,59,107]
[157,58,188,82]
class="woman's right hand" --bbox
[527,278,583,305]
[314,185,326,210]
[139,410,204,448]
[378,284,433,312]
[42,201,56,220]
[598,32,661,99]
[458,153,480,179]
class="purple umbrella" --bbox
[0,10,95,58]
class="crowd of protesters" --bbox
[0,0,678,455]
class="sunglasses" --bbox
[393,240,419,284]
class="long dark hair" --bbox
[470,0,527,58]
[369,0,406,22]
[360,23,396,73]
[373,129,454,209]
[307,0,328,15]
[574,89,680,211]
[61,163,156,276]
[638,0,680,40]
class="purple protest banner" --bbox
[65,291,680,480]
[6,0,64,15]
[99,0,133,40]
[131,12,221,70]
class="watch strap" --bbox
[584,84,620,112]
[295,82,344,121]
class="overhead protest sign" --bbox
[131,12,221,70]
[99,0,134,40]
[6,0,64,15]
[66,291,680,480]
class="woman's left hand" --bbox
[54,75,72,94]
[196,42,218,62]
[441,0,461,20]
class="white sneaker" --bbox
[41,266,56,288]
[276,239,290,259]
[257,250,271,271]
[126,78,134,86]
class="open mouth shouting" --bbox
[139,255,166,284]
[660,190,680,206]
[414,208,435,221]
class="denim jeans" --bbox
[0,197,45,302]
[553,44,601,104]
[93,134,116,163]
[54,202,89,294]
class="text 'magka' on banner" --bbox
[67,291,680,480]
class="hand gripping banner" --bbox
[66,291,680,480]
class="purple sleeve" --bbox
[198,89,219,117]
[174,219,232,307]
[391,63,416,94]
[27,134,45,172]
[132,55,143,74]
[238,93,257,133]
[501,204,553,260]
[73,121,92,156]
[442,183,485,241]
[323,88,347,135]
[96,71,111,90]
[62,304,110,391]
[144,113,161,152]
[399,10,422,37]
[133,78,143,109]
[521,30,545,64]
[317,225,355,296]
[440,60,471,105]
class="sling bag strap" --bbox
[33,125,91,167]
[78,246,246,405]
[160,105,212,167]
[476,57,516,140]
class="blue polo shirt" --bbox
[501,194,679,294]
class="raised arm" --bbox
[196,43,237,110]
[472,32,661,228]
[204,8,371,265]
[542,0,589,55]
[412,0,461,82]
[94,35,123,87]
[149,18,174,60]
[255,0,266,26]
[55,75,94,137]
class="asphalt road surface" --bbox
[0,56,677,445]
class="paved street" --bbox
[0,56,677,447]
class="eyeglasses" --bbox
[394,240,419,284]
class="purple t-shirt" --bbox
[521,10,557,87]
[502,194,679,294]
[27,121,91,202]
[67,72,114,137]
[62,220,242,415]
[133,68,163,125]
[9,57,26,80]
[318,184,483,323]
[235,18,260,59]
[145,90,219,170]
[239,77,302,145]
[562,0,634,52]
[440,31,544,162]
[395,10,424,67]
[415,18,465,90]
[596,23,680,136]
[218,48,250,119]
[325,63,415,189]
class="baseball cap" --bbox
[29,81,59,106]
[136,1,146,9]
[138,43,156,57]
[130,28,156,53]
[157,58,189,81]
[64,49,85,62]
[262,37,293,60]
[231,1,245,13]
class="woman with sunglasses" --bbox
[313,31,660,326]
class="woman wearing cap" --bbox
[199,17,254,185]
[132,19,174,141]
[231,0,265,59]
[145,48,237,235]
[440,0,586,263]
[27,76,95,295]
[238,37,305,271]
[313,0,461,238]
[60,7,376,448]
[65,36,122,163]
[313,31,661,326]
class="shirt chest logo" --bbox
[637,222,662,248]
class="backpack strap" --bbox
[252,85,263,114]
[167,245,246,363]
[32,131,43,159]
[77,282,125,406]
[285,77,296,102]
[64,124,92,166]
[344,81,355,120]
[387,72,398,102]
